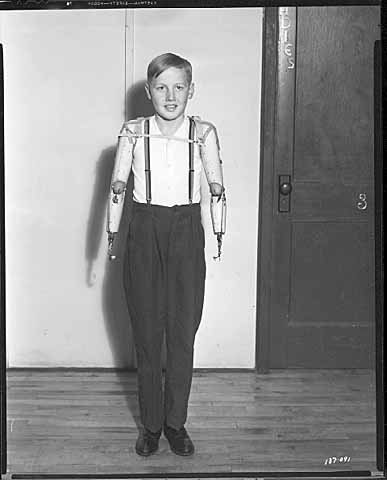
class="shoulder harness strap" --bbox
[118,117,145,143]
[191,116,220,150]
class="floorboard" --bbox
[6,369,378,475]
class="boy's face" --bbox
[145,67,194,122]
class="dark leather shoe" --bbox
[163,423,195,456]
[135,428,161,456]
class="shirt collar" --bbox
[151,115,188,138]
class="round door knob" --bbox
[280,182,292,195]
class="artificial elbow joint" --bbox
[112,180,126,195]
[111,181,126,205]
[210,182,224,197]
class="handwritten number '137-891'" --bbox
[324,456,351,465]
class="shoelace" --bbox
[145,429,161,440]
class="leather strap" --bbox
[144,119,151,204]
[188,117,195,204]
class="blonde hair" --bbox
[147,53,192,84]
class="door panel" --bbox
[295,8,375,185]
[269,6,380,367]
[290,222,374,326]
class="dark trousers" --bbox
[123,201,206,433]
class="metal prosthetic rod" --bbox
[108,232,116,261]
[107,181,126,261]
[210,191,226,260]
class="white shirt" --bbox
[111,115,222,207]
[132,115,202,206]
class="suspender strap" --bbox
[144,119,151,204]
[188,117,195,204]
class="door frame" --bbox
[255,4,384,470]
[255,7,278,374]
[1,43,7,475]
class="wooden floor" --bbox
[6,369,377,475]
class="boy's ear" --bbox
[144,83,151,100]
[188,82,195,99]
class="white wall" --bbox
[3,10,129,367]
[3,8,262,368]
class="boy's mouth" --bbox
[165,104,178,112]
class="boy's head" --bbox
[145,53,194,122]
[147,52,192,85]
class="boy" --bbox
[107,53,225,457]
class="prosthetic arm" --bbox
[106,122,136,259]
[193,118,227,260]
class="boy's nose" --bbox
[166,89,175,101]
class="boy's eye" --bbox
[155,86,165,91]
[176,85,185,90]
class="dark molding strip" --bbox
[10,470,373,478]
[0,0,381,10]
[6,367,256,372]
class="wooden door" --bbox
[259,6,380,368]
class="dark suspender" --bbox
[144,117,195,205]
[188,117,195,204]
[144,119,151,204]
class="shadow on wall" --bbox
[85,145,135,367]
[84,81,154,429]
[126,80,154,120]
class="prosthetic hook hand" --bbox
[107,124,134,261]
